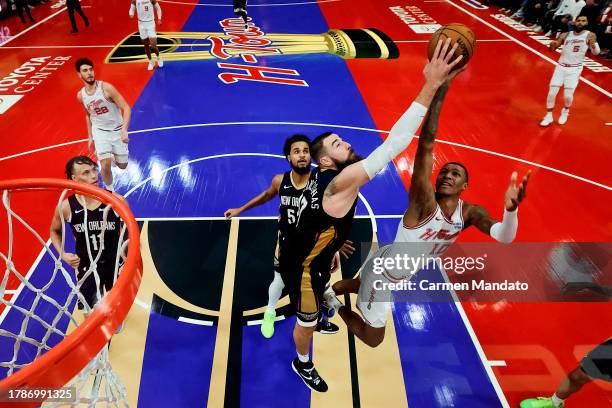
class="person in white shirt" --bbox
[129,0,163,70]
[540,15,600,126]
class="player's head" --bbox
[435,162,468,197]
[75,57,95,85]
[574,15,588,32]
[283,134,311,175]
[65,156,98,185]
[310,132,363,170]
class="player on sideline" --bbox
[540,15,600,126]
[233,0,249,27]
[281,39,463,392]
[325,66,531,349]
[50,156,128,313]
[76,58,131,193]
[129,0,163,70]
[224,135,352,338]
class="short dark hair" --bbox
[283,134,310,156]
[65,155,97,179]
[310,131,334,162]
[444,161,469,183]
[75,57,94,72]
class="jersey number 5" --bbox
[287,209,296,224]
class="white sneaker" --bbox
[558,108,569,125]
[147,59,155,71]
[532,25,543,32]
[540,112,554,127]
[157,56,164,67]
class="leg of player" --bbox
[150,36,163,67]
[261,271,284,338]
[292,323,328,392]
[143,38,155,70]
[541,84,560,126]
[338,306,385,347]
[331,277,361,296]
[68,7,78,33]
[558,86,575,125]
[99,158,114,191]
[520,367,592,407]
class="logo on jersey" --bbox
[419,228,461,241]
[86,99,110,115]
[0,94,23,114]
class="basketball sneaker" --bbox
[291,358,328,393]
[315,319,339,335]
[520,397,563,408]
[558,108,569,125]
[322,287,343,317]
[157,56,164,68]
[260,310,276,338]
[147,59,155,71]
[540,112,554,126]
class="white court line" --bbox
[444,0,612,99]
[158,0,340,6]
[247,315,285,326]
[488,360,508,367]
[395,39,511,43]
[134,297,151,310]
[439,268,510,408]
[0,7,67,47]
[3,121,608,191]
[606,123,612,126]
[178,316,214,326]
[4,290,17,295]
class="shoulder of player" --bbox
[462,201,481,222]
[59,197,72,217]
[559,32,569,42]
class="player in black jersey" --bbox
[225,135,352,338]
[285,39,464,392]
[50,156,128,312]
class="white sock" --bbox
[266,272,284,313]
[297,351,309,363]
[551,393,564,407]
[544,112,553,119]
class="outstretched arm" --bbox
[323,39,463,217]
[225,174,282,218]
[467,171,531,242]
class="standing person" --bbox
[326,71,531,348]
[50,156,127,312]
[129,0,163,70]
[233,0,248,27]
[224,135,349,338]
[540,15,600,126]
[14,0,35,24]
[66,0,89,33]
[75,57,131,192]
[281,39,463,392]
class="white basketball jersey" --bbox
[384,200,465,281]
[136,0,155,22]
[80,81,123,131]
[559,30,590,66]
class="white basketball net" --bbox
[0,187,130,407]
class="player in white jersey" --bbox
[540,15,600,126]
[324,71,531,348]
[75,58,131,192]
[129,0,163,70]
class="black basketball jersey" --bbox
[278,171,306,240]
[68,195,122,273]
[287,168,357,274]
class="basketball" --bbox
[427,23,476,68]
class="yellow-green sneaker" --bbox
[261,310,276,338]
[520,397,563,408]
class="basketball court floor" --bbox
[0,0,611,406]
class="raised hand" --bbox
[504,170,531,211]
[423,38,463,88]
[338,239,356,259]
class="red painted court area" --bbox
[1,0,611,407]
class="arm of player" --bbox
[50,201,80,269]
[224,174,282,218]
[403,82,452,226]
[468,171,530,243]
[77,91,94,152]
[129,0,135,18]
[322,40,462,218]
[152,0,162,23]
[549,32,568,51]
[587,32,600,55]
[104,82,131,144]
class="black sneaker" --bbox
[291,359,328,393]
[315,319,339,335]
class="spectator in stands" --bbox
[579,0,604,31]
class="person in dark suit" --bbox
[14,0,35,24]
[66,0,89,33]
